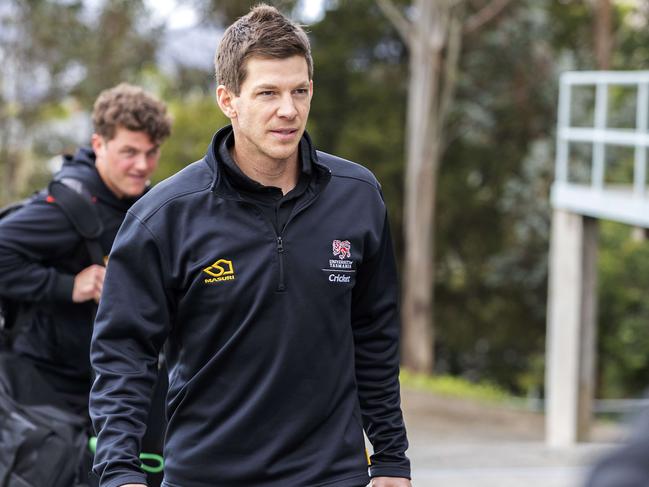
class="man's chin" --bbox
[267,144,301,161]
[122,186,147,199]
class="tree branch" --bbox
[438,6,464,142]
[376,0,412,46]
[464,0,512,34]
[427,3,450,52]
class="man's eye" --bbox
[294,88,309,95]
[259,91,275,96]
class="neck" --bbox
[230,147,299,195]
[95,157,125,199]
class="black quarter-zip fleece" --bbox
[90,126,411,487]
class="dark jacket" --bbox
[90,126,411,487]
[585,407,649,487]
[0,148,136,412]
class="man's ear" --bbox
[216,85,237,119]
[91,133,105,156]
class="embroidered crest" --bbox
[332,240,351,260]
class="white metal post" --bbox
[556,77,571,184]
[592,83,608,190]
[635,83,648,198]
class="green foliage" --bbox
[598,222,649,398]
[155,93,229,183]
[0,0,162,203]
[71,0,162,106]
[307,0,408,251]
[399,369,513,404]
[613,2,649,70]
[430,1,557,393]
[423,0,649,398]
[547,0,595,69]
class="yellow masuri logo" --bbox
[203,259,235,283]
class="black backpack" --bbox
[0,177,104,345]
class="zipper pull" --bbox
[277,236,284,252]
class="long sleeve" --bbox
[351,211,411,479]
[89,212,173,487]
[0,197,79,302]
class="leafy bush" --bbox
[598,222,649,398]
[400,369,512,404]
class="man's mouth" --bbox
[270,128,298,140]
[127,174,147,182]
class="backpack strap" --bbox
[47,178,105,266]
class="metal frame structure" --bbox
[552,71,649,226]
[547,71,649,447]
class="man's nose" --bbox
[133,152,149,171]
[277,93,298,118]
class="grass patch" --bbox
[399,369,514,404]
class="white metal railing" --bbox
[556,70,649,198]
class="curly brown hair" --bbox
[214,4,313,95]
[92,83,172,144]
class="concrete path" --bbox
[398,388,626,487]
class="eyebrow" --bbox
[118,144,160,152]
[253,82,310,91]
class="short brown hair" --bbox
[215,4,313,95]
[92,83,172,144]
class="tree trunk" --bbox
[377,0,506,373]
[594,0,612,70]
[400,0,441,372]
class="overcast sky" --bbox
[148,0,326,30]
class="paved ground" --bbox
[398,388,627,487]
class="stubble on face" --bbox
[222,56,313,187]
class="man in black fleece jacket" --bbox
[0,83,171,415]
[90,5,411,487]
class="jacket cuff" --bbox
[101,471,148,487]
[49,273,75,302]
[369,465,411,479]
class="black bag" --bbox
[0,354,89,487]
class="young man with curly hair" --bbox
[0,83,171,415]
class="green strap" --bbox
[88,437,164,474]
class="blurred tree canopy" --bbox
[0,0,162,202]
[3,0,649,399]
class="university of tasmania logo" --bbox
[203,259,235,283]
[322,239,355,283]
[332,240,351,260]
